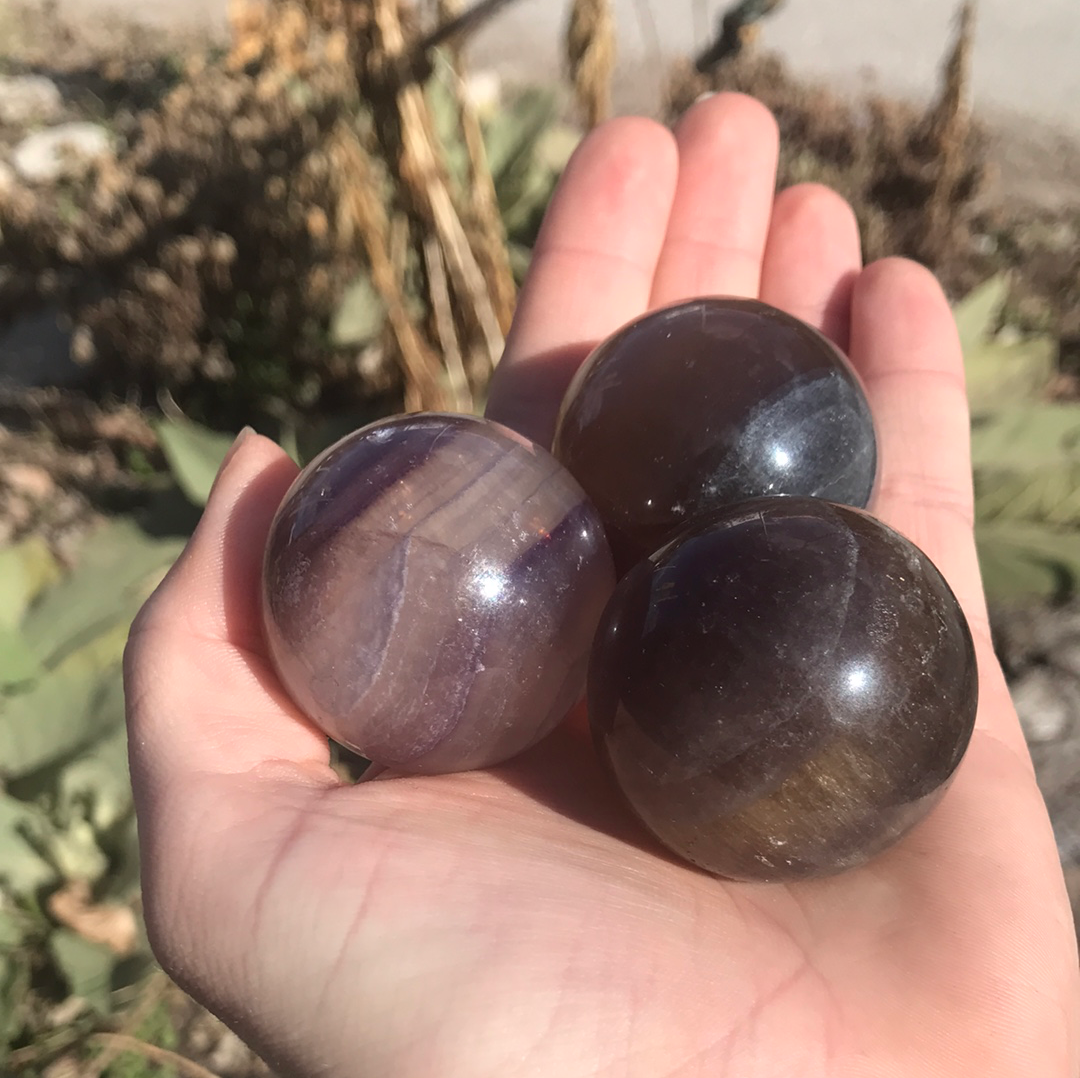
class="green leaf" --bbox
[19,519,183,668]
[965,335,1056,414]
[48,928,115,1014]
[0,627,41,687]
[58,723,132,833]
[0,915,30,1055]
[156,417,235,507]
[976,521,1080,603]
[0,906,24,949]
[42,814,110,885]
[330,272,386,347]
[96,813,142,904]
[484,88,559,185]
[971,404,1080,527]
[0,536,61,629]
[0,655,126,780]
[971,405,1080,470]
[0,793,57,893]
[976,471,1080,529]
[485,90,572,238]
[954,273,1009,354]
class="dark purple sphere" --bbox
[553,297,878,568]
[262,412,615,774]
[589,497,977,881]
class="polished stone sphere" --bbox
[588,498,978,881]
[552,297,878,568]
[262,412,616,774]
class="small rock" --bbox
[995,324,1022,347]
[1055,638,1080,681]
[1013,666,1075,742]
[12,122,112,184]
[463,70,502,117]
[0,74,63,126]
[2,463,56,502]
[4,492,32,532]
[206,1028,257,1075]
[41,1056,80,1078]
[70,324,96,365]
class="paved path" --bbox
[476,0,1080,132]
[53,0,1080,130]
[46,0,1080,206]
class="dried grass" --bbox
[919,1,979,263]
[0,45,365,407]
[330,123,451,411]
[436,0,517,336]
[347,0,510,408]
[565,0,616,130]
[0,0,527,425]
[666,0,993,297]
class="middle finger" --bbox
[649,93,780,307]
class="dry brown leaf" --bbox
[47,879,138,957]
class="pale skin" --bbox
[124,94,1079,1077]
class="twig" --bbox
[423,233,471,409]
[566,0,616,129]
[920,0,978,260]
[81,970,170,1078]
[431,4,517,336]
[7,1028,84,1069]
[925,0,976,148]
[694,0,785,73]
[456,80,518,337]
[389,211,410,283]
[371,0,505,368]
[88,1033,223,1078]
[427,176,506,363]
[332,125,450,412]
[417,0,522,54]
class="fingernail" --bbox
[209,428,256,500]
[221,426,256,472]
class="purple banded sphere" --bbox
[553,297,878,568]
[262,413,616,774]
[589,498,977,881]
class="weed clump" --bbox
[668,2,995,298]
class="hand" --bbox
[125,94,1078,1077]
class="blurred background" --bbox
[0,0,1078,1073]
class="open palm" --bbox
[125,94,1078,1077]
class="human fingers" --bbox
[649,93,779,307]
[485,116,678,448]
[124,432,334,791]
[847,258,1022,750]
[759,182,862,351]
